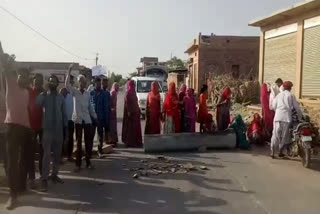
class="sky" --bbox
[0,0,301,77]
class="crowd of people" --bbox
[0,51,304,210]
[143,82,233,136]
[0,54,126,209]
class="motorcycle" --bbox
[287,117,313,168]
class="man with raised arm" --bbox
[66,64,97,172]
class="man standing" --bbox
[1,54,32,210]
[60,75,75,162]
[37,75,67,192]
[269,78,283,110]
[66,65,97,171]
[271,81,303,158]
[28,73,44,188]
[90,77,109,157]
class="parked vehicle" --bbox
[131,77,165,119]
[287,116,313,168]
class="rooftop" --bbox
[249,0,320,27]
[16,61,80,70]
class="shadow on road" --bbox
[0,152,243,214]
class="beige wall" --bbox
[258,10,320,99]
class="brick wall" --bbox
[197,36,259,92]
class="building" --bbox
[167,68,188,90]
[16,61,80,89]
[249,0,320,100]
[137,57,168,82]
[185,33,260,92]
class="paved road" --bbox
[1,90,320,214]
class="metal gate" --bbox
[302,25,320,98]
[264,33,297,86]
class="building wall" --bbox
[258,11,320,99]
[197,36,259,92]
[187,49,199,92]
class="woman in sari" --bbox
[109,83,119,146]
[261,83,274,139]
[145,82,161,134]
[163,82,180,134]
[230,114,250,149]
[247,113,267,145]
[122,80,142,147]
[216,87,231,131]
[197,85,209,133]
[183,88,197,132]
[178,84,187,132]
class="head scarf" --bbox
[221,87,231,100]
[126,80,135,93]
[234,114,246,129]
[260,83,270,108]
[179,84,187,93]
[186,88,193,97]
[253,113,261,123]
[151,81,159,95]
[168,82,177,95]
[111,83,120,93]
[283,81,293,90]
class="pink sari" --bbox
[122,80,142,147]
[216,88,231,131]
[183,88,196,132]
[109,83,119,145]
[261,83,274,135]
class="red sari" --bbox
[247,113,267,144]
[197,93,208,123]
[163,82,180,133]
[145,82,161,134]
[261,83,274,135]
[216,88,231,131]
[122,80,142,147]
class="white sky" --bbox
[0,0,301,77]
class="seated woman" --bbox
[229,114,250,150]
[203,113,215,134]
[247,113,267,145]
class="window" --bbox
[137,80,162,93]
[232,65,240,79]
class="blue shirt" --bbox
[65,93,74,121]
[90,89,110,125]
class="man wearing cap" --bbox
[270,81,302,158]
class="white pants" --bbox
[271,121,290,152]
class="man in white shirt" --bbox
[270,81,302,158]
[66,65,97,172]
[269,78,283,110]
[60,86,74,162]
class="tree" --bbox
[128,71,138,78]
[109,72,126,87]
[167,56,186,70]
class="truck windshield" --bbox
[137,80,162,93]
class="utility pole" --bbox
[95,53,99,66]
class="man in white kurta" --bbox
[271,81,302,158]
[269,78,283,110]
